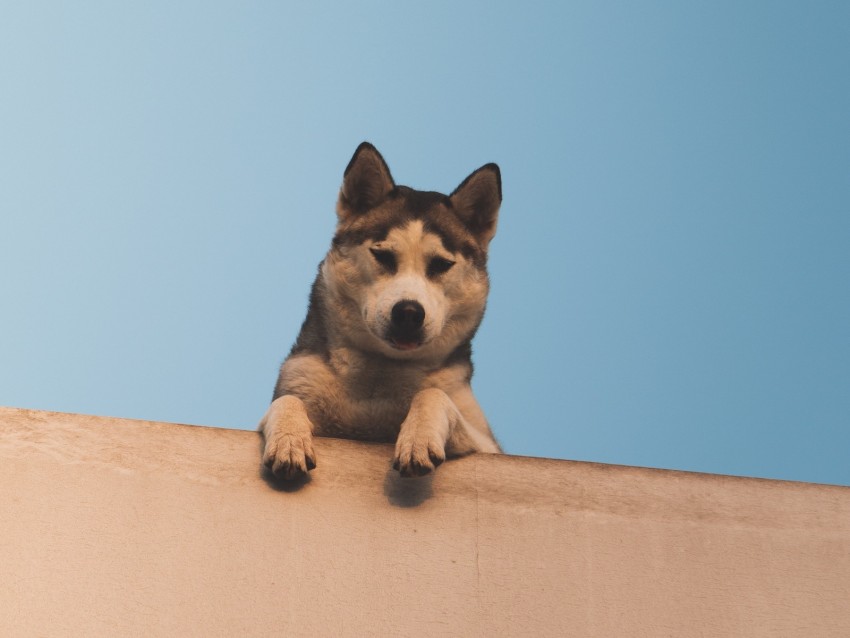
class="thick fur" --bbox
[260,143,502,479]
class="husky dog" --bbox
[260,142,502,479]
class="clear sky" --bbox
[1,2,847,486]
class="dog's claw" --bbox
[403,460,434,478]
[263,432,316,480]
[393,437,445,478]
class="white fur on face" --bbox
[324,220,488,359]
[365,221,444,345]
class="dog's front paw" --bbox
[263,432,317,480]
[393,431,446,478]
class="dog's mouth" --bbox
[388,337,422,351]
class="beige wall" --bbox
[1,406,848,637]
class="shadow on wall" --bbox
[383,470,433,507]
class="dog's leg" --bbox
[393,388,467,477]
[445,384,502,455]
[259,395,317,480]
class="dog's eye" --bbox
[369,248,397,272]
[427,256,455,278]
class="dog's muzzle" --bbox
[388,300,425,350]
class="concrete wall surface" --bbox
[1,406,848,637]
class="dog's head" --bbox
[323,142,501,360]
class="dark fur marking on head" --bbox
[334,186,487,267]
[394,187,452,215]
[421,217,483,266]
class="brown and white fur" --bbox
[259,142,502,479]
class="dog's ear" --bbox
[337,142,395,221]
[450,163,501,248]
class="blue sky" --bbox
[1,2,847,486]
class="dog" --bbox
[259,142,502,479]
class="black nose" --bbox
[391,300,425,329]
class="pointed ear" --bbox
[337,142,395,221]
[450,163,501,248]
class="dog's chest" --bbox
[344,362,419,413]
[315,354,423,440]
